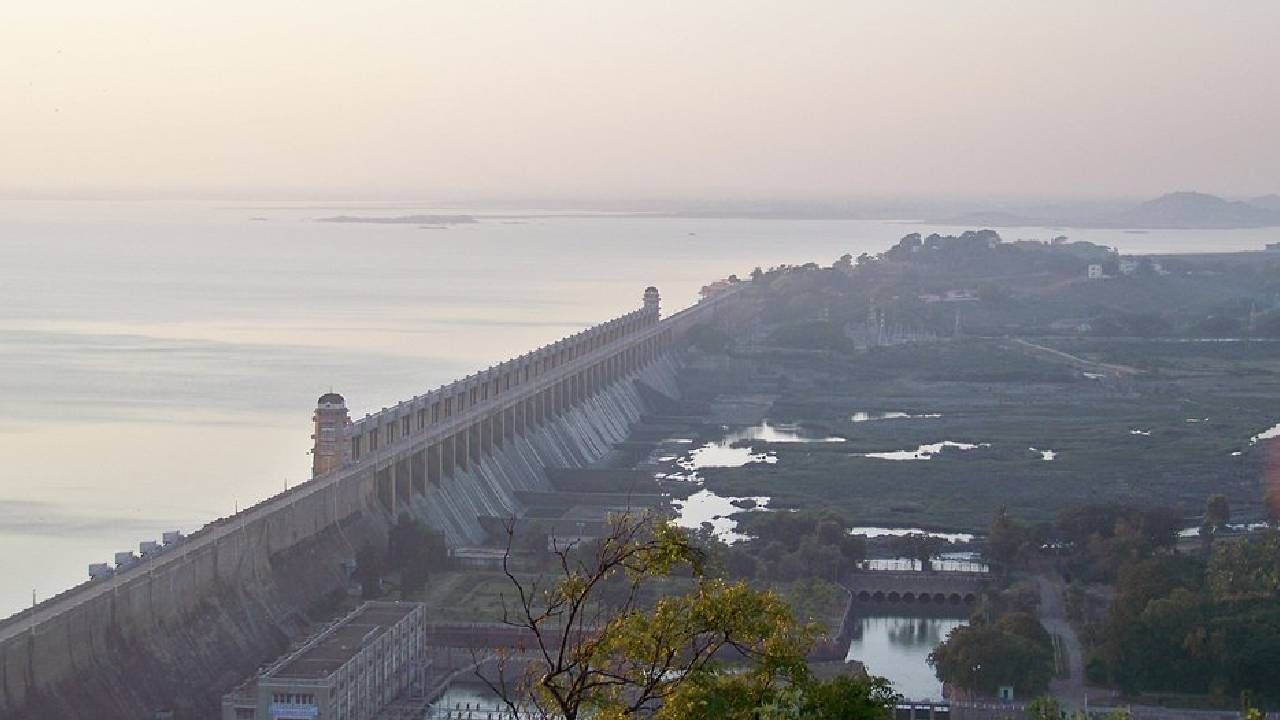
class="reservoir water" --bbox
[2,199,1275,617]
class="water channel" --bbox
[429,683,512,718]
[651,421,977,700]
[845,615,966,701]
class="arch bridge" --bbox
[848,570,986,606]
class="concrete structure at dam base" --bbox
[221,601,427,720]
[0,286,747,720]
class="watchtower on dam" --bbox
[0,284,747,720]
[311,392,352,477]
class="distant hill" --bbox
[1091,191,1280,229]
[931,192,1280,230]
[1248,194,1280,212]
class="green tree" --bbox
[1207,529,1280,601]
[488,511,896,720]
[840,534,867,564]
[1097,555,1201,693]
[815,519,847,547]
[1204,494,1232,534]
[987,507,1025,572]
[667,673,898,720]
[929,612,1055,697]
[889,534,947,572]
[1025,695,1065,720]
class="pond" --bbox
[846,615,967,701]
[649,433,778,542]
[673,489,772,542]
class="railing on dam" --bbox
[343,298,659,467]
[0,286,742,642]
[335,285,741,475]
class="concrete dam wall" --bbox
[411,356,680,547]
[0,287,737,719]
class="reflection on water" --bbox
[860,555,989,573]
[848,527,975,542]
[1250,421,1280,444]
[680,443,777,474]
[847,615,966,701]
[1177,521,1270,538]
[851,411,942,423]
[656,438,777,483]
[861,441,987,461]
[1029,447,1057,461]
[650,435,776,542]
[673,489,771,543]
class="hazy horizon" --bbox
[5,1,1279,202]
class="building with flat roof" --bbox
[222,601,426,720]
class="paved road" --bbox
[1007,338,1140,378]
[1036,573,1086,711]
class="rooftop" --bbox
[268,602,420,681]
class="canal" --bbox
[846,613,967,701]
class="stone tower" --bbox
[311,392,351,477]
[643,286,661,320]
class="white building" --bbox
[222,602,427,720]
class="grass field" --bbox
[699,338,1278,531]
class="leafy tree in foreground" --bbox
[485,511,897,720]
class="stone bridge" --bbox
[0,285,746,720]
[847,570,987,606]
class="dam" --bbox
[0,285,745,720]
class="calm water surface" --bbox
[1,200,1273,617]
[847,615,966,701]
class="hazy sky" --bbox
[4,1,1278,202]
